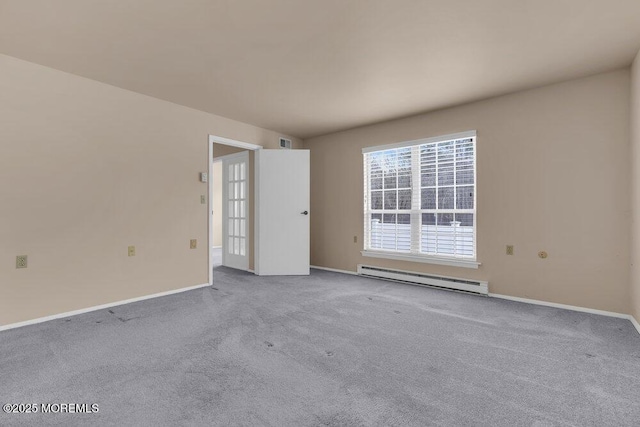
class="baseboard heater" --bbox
[357,264,488,295]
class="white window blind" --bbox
[363,131,476,260]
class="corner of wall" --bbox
[630,48,640,327]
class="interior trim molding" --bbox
[361,250,480,269]
[361,130,477,154]
[488,293,629,319]
[630,315,640,335]
[311,264,639,336]
[490,293,639,336]
[311,265,358,275]
[0,282,210,333]
[208,134,263,151]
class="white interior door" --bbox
[222,151,249,271]
[255,149,310,276]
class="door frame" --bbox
[208,135,262,286]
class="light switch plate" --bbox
[200,195,206,204]
[128,246,136,257]
[190,239,197,249]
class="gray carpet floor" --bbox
[1,267,639,426]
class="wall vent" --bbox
[279,137,292,149]
[357,264,488,295]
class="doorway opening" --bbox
[208,135,262,286]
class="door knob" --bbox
[301,211,308,215]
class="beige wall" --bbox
[631,50,640,323]
[303,69,631,314]
[0,54,300,326]
[212,144,246,158]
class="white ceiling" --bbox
[1,0,640,138]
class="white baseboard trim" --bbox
[0,282,210,333]
[488,293,629,319]
[311,265,358,275]
[309,265,639,336]
[631,315,640,335]
[489,293,640,335]
[211,246,222,249]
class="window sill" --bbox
[360,250,480,269]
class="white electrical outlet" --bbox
[16,255,27,268]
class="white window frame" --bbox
[362,131,480,269]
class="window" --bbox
[363,131,477,267]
